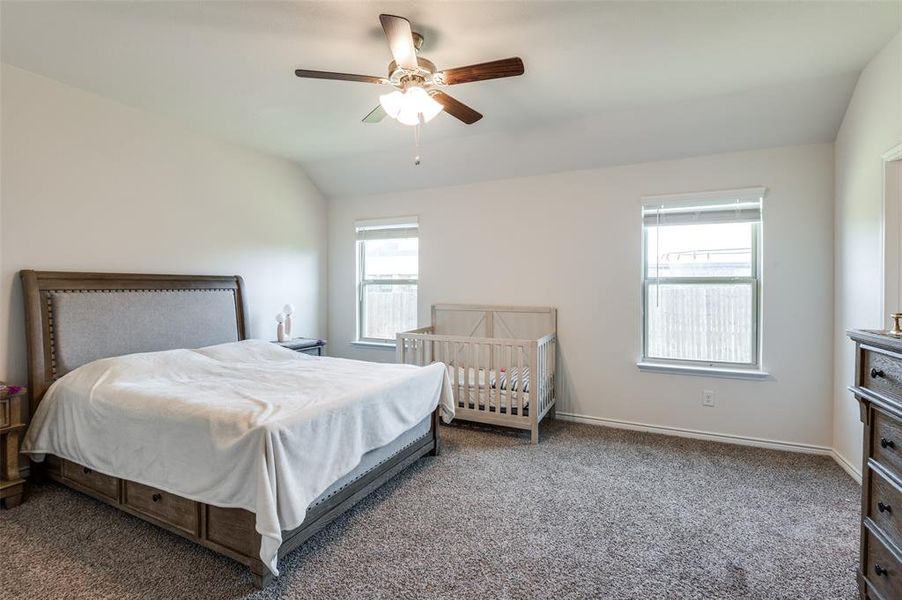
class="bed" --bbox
[18,270,453,588]
[397,304,556,443]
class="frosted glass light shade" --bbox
[379,86,442,126]
[379,90,405,118]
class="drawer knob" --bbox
[82,467,92,475]
[879,501,892,513]
[881,438,896,449]
[875,564,889,577]
[872,368,886,379]
[151,493,162,503]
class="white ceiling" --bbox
[2,1,900,197]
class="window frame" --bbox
[355,228,418,345]
[640,212,762,371]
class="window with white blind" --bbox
[356,217,418,344]
[641,188,765,371]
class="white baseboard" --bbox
[830,449,862,483]
[556,411,861,482]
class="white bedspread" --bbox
[22,340,454,575]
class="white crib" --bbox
[397,304,557,443]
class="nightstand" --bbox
[274,338,327,356]
[1,385,27,508]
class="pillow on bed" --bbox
[194,339,313,363]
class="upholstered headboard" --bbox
[20,271,247,412]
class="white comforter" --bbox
[22,340,454,575]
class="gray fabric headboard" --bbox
[21,271,247,412]
[51,289,240,375]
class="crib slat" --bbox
[473,342,486,410]
[457,342,464,409]
[473,342,488,410]
[504,343,513,416]
[542,342,547,411]
[491,343,497,413]
[543,342,548,410]
[476,343,484,412]
[468,342,475,412]
[465,341,472,411]
[517,343,525,418]
[473,342,480,412]
[531,344,546,414]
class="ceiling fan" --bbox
[294,14,525,127]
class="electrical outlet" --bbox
[702,390,715,407]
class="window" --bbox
[356,217,418,344]
[641,188,764,370]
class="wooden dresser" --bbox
[850,330,902,600]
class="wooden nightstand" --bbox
[1,385,27,508]
[274,338,327,356]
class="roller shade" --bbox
[356,216,418,241]
[642,187,765,226]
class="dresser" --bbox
[850,330,902,600]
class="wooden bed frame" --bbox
[20,270,441,588]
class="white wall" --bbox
[329,143,835,448]
[833,31,902,471]
[0,65,328,384]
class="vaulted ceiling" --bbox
[2,1,900,197]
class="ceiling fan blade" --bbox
[439,57,524,85]
[362,105,387,124]
[379,14,418,71]
[294,69,384,84]
[431,91,482,124]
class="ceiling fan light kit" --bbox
[294,14,525,162]
[379,86,443,126]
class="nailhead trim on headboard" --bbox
[43,288,236,381]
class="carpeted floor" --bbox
[3,420,860,599]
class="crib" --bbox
[397,304,557,443]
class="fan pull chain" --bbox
[413,122,421,166]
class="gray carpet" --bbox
[2,420,860,599]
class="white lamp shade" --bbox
[381,87,443,126]
[379,90,405,118]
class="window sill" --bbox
[636,361,770,380]
[351,340,396,349]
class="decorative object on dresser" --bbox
[273,337,327,356]
[849,329,902,600]
[283,304,294,337]
[891,314,902,336]
[1,383,27,508]
[275,312,288,342]
[398,304,556,443]
[19,270,444,588]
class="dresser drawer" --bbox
[61,460,119,500]
[865,525,902,600]
[0,398,8,428]
[864,348,902,404]
[874,410,902,483]
[124,481,198,535]
[869,466,902,549]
